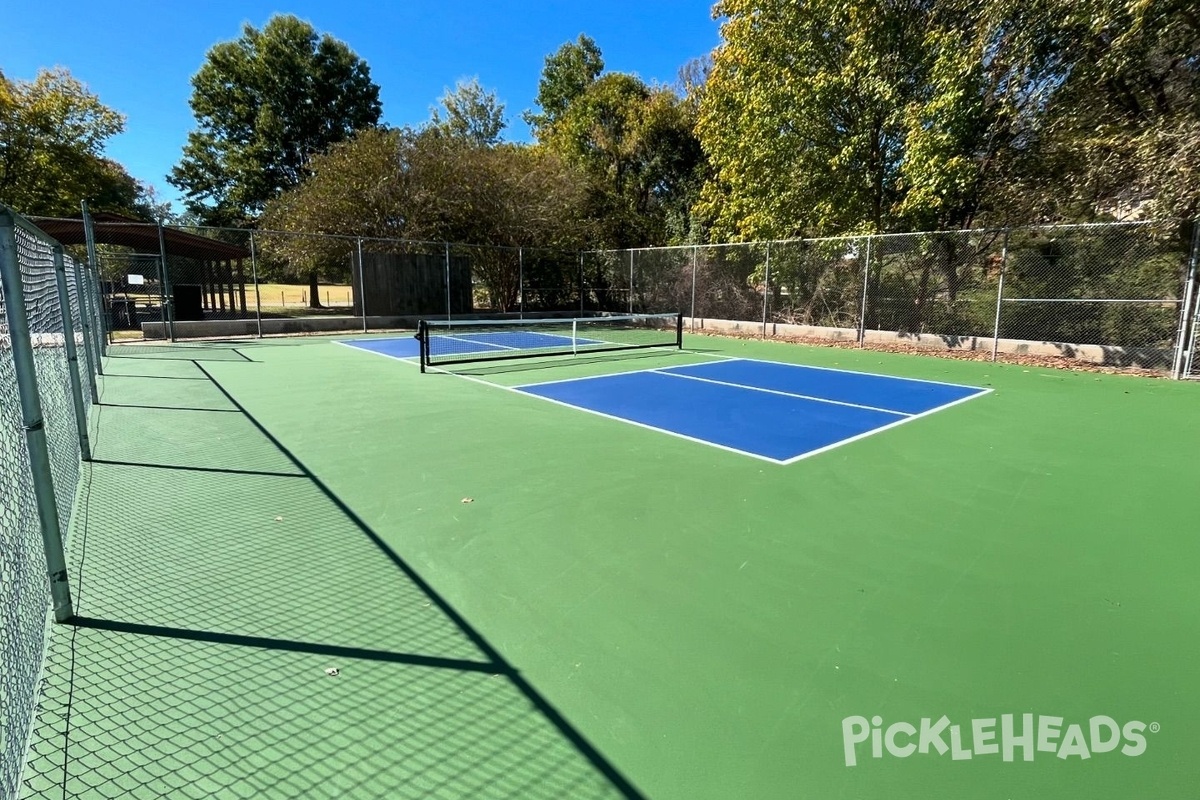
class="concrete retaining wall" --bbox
[141,316,408,339]
[684,317,1173,369]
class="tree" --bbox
[549,75,706,246]
[697,0,1200,238]
[0,67,151,217]
[260,127,595,308]
[989,0,1200,221]
[431,78,506,145]
[697,0,953,240]
[169,14,381,234]
[524,35,604,138]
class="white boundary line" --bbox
[441,333,521,351]
[332,339,421,362]
[514,355,736,388]
[776,387,993,464]
[709,353,989,391]
[651,369,911,416]
[477,373,790,465]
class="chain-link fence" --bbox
[1,205,103,798]
[25,214,1199,375]
[609,221,1192,375]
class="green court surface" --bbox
[21,334,1200,799]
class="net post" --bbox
[0,209,75,622]
[676,311,683,349]
[52,244,92,462]
[418,319,428,373]
[572,318,578,356]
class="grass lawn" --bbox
[254,282,353,310]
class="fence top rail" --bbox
[20,210,1183,265]
[2,206,65,247]
[582,219,1178,257]
[1001,297,1184,304]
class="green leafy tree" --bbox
[0,67,150,217]
[697,0,945,239]
[994,0,1200,221]
[169,14,381,233]
[540,68,707,247]
[431,78,506,145]
[523,35,604,138]
[261,127,594,308]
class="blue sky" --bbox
[1,0,721,211]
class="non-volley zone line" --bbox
[336,331,615,361]
[515,358,991,464]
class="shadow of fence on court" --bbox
[21,347,640,799]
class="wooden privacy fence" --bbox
[352,251,472,317]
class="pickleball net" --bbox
[418,312,682,371]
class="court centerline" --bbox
[512,356,736,389]
[650,369,912,416]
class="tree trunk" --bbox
[308,270,323,308]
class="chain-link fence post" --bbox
[52,245,92,462]
[1171,222,1199,378]
[444,242,452,320]
[70,257,100,404]
[628,250,634,315]
[518,247,525,319]
[156,221,176,342]
[0,210,74,622]
[857,235,872,345]
[991,228,1011,362]
[249,231,264,338]
[80,200,107,363]
[86,262,108,357]
[578,251,585,316]
[761,242,771,337]
[356,237,366,333]
[690,245,698,330]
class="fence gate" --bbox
[1184,299,1200,378]
[98,252,167,331]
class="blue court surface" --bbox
[339,331,606,361]
[514,359,989,464]
[340,336,423,358]
[338,338,990,464]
